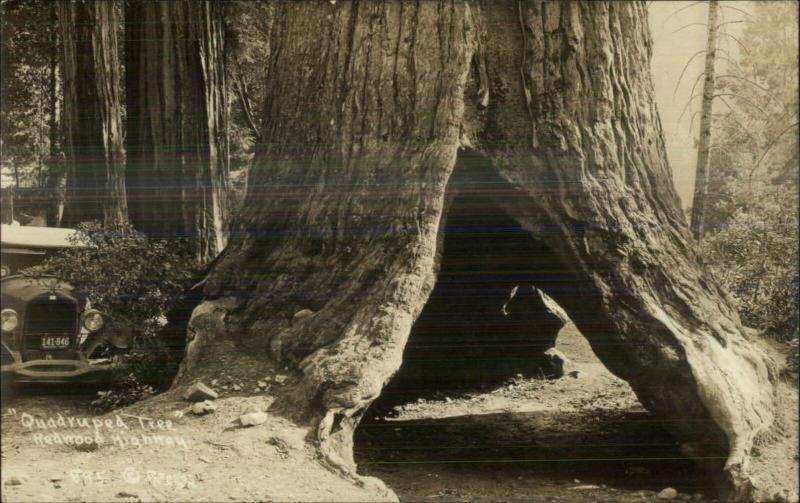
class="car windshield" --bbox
[1,225,83,277]
[1,248,50,275]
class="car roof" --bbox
[1,224,85,250]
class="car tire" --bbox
[0,372,17,402]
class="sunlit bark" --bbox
[125,0,229,263]
[58,0,127,226]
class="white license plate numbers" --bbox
[41,336,70,350]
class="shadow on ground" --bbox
[355,407,719,502]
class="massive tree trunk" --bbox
[124,0,230,264]
[174,2,783,500]
[57,0,127,226]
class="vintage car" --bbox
[1,224,130,382]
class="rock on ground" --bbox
[657,487,678,499]
[183,382,218,402]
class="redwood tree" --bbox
[173,2,785,500]
[57,0,127,226]
[46,1,65,227]
[124,0,230,264]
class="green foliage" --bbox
[24,220,196,338]
[701,183,798,339]
[702,2,798,344]
[0,0,59,189]
[91,370,156,412]
[23,220,195,410]
[707,1,798,221]
[223,0,273,209]
[91,345,184,412]
[224,0,272,141]
[789,338,799,375]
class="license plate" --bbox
[41,336,71,350]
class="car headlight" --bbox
[0,265,9,277]
[1,309,18,332]
[82,310,104,332]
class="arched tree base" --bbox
[172,2,791,501]
[173,148,785,499]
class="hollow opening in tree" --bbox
[374,150,572,407]
[354,150,721,499]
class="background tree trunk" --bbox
[57,0,127,227]
[173,2,781,500]
[46,2,65,227]
[690,0,719,241]
[125,0,230,264]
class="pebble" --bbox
[240,411,268,426]
[258,381,268,389]
[658,487,679,500]
[191,400,216,415]
[274,375,288,384]
[4,477,23,486]
[183,382,218,402]
[232,384,242,391]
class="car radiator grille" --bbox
[24,296,78,350]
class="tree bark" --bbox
[690,0,719,241]
[125,0,230,264]
[173,2,782,500]
[46,2,65,227]
[57,0,127,227]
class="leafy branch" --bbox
[748,122,799,178]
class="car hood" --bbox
[1,276,82,310]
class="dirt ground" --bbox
[356,324,728,502]
[1,324,797,502]
[1,382,394,502]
